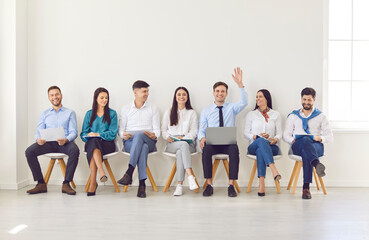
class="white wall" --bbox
[0,0,17,188]
[2,0,367,189]
[15,0,29,187]
[0,0,29,189]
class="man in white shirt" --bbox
[117,80,160,198]
[283,87,333,199]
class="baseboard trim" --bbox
[0,179,31,190]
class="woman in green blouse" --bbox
[80,87,118,196]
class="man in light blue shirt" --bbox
[199,67,248,197]
[25,86,79,195]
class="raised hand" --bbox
[232,67,244,88]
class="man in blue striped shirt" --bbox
[199,67,248,197]
[25,86,79,195]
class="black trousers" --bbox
[84,138,115,165]
[25,141,80,182]
[202,144,240,180]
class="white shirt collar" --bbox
[299,106,315,118]
[131,101,148,110]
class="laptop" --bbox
[206,127,237,145]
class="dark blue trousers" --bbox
[292,136,324,183]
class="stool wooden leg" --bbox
[287,162,298,190]
[44,159,56,184]
[104,160,120,193]
[318,177,327,194]
[58,159,76,188]
[313,167,321,190]
[274,178,281,194]
[211,159,221,186]
[234,181,241,193]
[85,175,91,193]
[291,161,302,194]
[203,159,221,189]
[146,165,158,192]
[163,162,177,192]
[190,169,199,193]
[247,160,257,193]
[222,159,241,193]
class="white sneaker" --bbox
[188,175,199,190]
[173,184,183,196]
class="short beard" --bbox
[303,104,312,110]
[52,101,61,108]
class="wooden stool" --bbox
[162,152,200,193]
[85,138,121,193]
[43,153,76,188]
[246,152,282,194]
[121,151,158,192]
[203,154,241,193]
[287,150,327,195]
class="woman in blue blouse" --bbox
[81,87,118,196]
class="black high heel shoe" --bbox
[87,183,98,196]
[258,192,265,197]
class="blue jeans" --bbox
[248,138,279,178]
[291,136,324,183]
[123,132,157,180]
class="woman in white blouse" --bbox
[162,87,199,196]
[244,89,282,196]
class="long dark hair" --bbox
[90,87,111,126]
[170,87,193,126]
[254,89,273,110]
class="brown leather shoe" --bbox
[27,183,47,194]
[137,186,146,198]
[302,189,312,199]
[62,183,76,195]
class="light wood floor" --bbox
[0,185,368,240]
